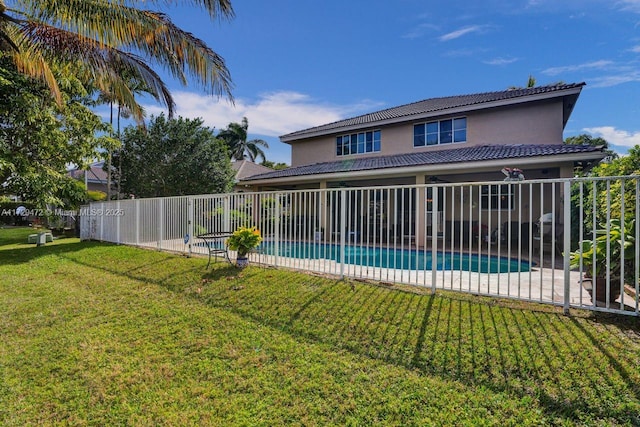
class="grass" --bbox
[1,226,639,426]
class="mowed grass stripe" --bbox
[0,227,639,426]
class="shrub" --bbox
[226,226,262,257]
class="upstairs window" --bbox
[414,117,466,147]
[336,130,381,156]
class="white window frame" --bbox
[414,117,467,147]
[336,130,381,157]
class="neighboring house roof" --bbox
[231,160,274,182]
[281,83,585,142]
[68,162,108,184]
[242,144,605,184]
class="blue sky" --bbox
[138,0,640,164]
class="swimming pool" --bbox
[257,241,533,273]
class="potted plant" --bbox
[227,226,262,267]
[569,218,635,304]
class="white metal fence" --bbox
[80,176,640,316]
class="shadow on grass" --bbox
[193,269,640,424]
[0,237,97,265]
[45,242,640,424]
[57,248,242,296]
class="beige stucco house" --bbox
[242,83,604,190]
[239,83,606,247]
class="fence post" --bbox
[563,180,571,315]
[99,202,104,241]
[223,196,231,232]
[158,199,163,250]
[340,189,346,278]
[274,194,281,267]
[431,186,438,294]
[116,200,121,245]
[187,197,194,257]
[135,199,140,246]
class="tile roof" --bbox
[67,162,108,183]
[242,144,604,181]
[231,160,274,180]
[281,83,585,141]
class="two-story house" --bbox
[240,83,605,246]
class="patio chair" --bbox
[196,231,233,268]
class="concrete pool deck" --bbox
[248,251,593,306]
[129,237,615,310]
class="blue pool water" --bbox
[257,241,532,273]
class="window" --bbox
[414,117,466,147]
[336,130,381,156]
[480,184,514,211]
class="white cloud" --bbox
[584,126,640,148]
[143,91,382,137]
[142,91,385,164]
[540,58,640,88]
[438,25,485,42]
[588,70,640,87]
[402,23,439,39]
[483,57,519,65]
[629,45,640,52]
[617,0,640,13]
[541,60,613,76]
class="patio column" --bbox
[559,164,574,178]
[415,175,427,247]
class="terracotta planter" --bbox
[584,277,622,304]
[236,256,249,268]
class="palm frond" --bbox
[23,0,233,100]
[128,10,234,99]
[145,0,234,21]
[20,21,176,120]
[0,9,20,51]
[81,0,235,21]
[0,29,19,51]
[7,29,62,104]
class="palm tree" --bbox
[0,0,233,121]
[96,73,154,199]
[218,117,269,162]
[508,75,537,90]
[526,75,536,88]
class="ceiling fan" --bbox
[428,176,450,183]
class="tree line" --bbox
[110,114,280,199]
[0,0,286,208]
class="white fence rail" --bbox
[80,176,640,316]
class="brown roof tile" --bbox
[242,144,603,181]
[280,83,585,141]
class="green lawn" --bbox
[1,227,639,426]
